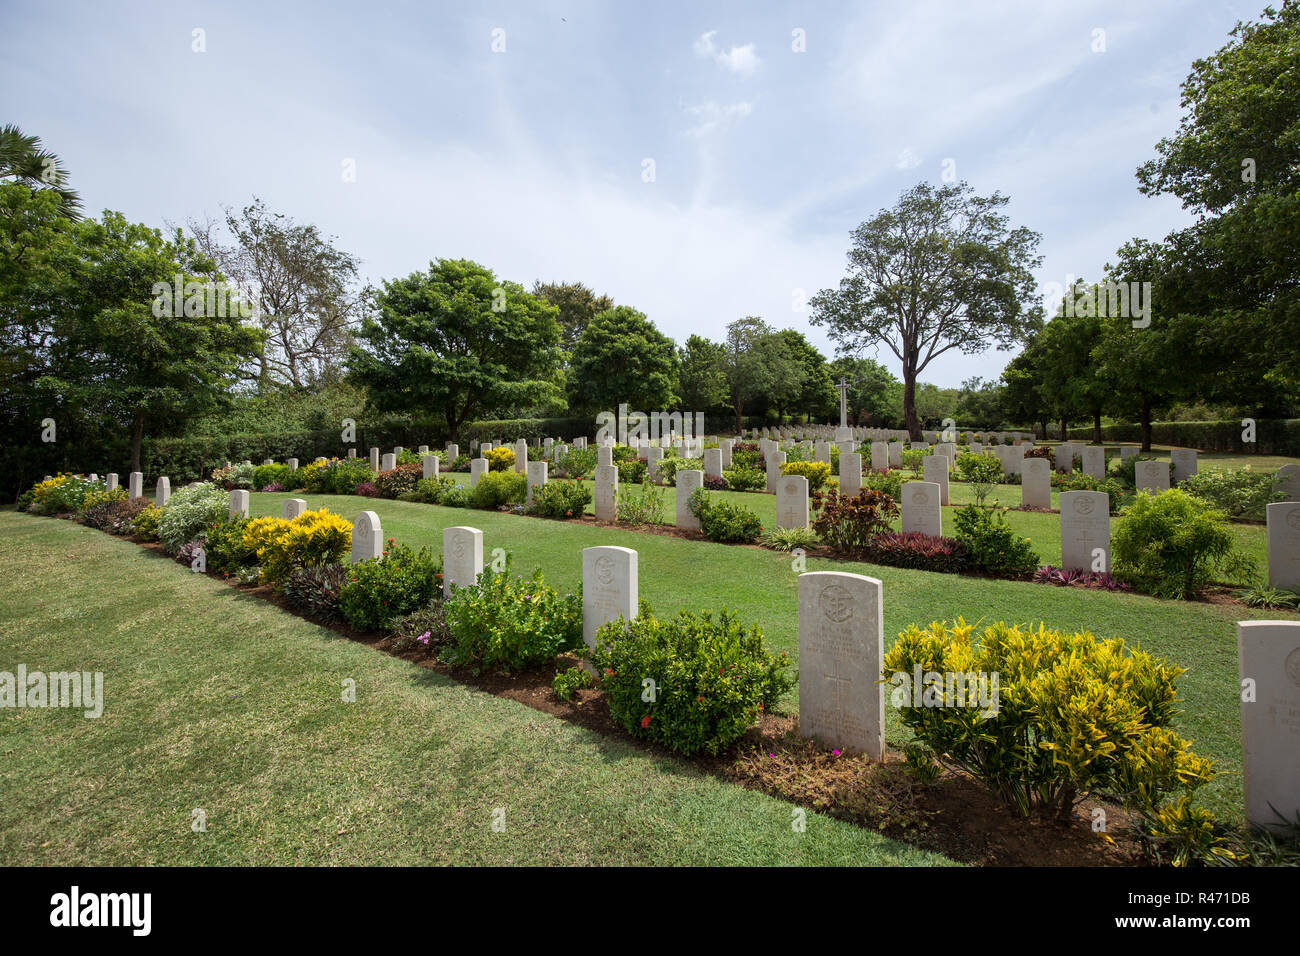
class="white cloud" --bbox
[684,100,754,138]
[694,30,761,76]
[895,147,922,170]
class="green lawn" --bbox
[0,510,954,866]
[245,486,1299,825]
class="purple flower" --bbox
[416,631,431,645]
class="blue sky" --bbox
[1,0,1257,387]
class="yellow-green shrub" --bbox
[779,460,832,492]
[242,509,352,585]
[882,619,1213,818]
[485,446,517,472]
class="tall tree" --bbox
[532,280,614,352]
[828,356,900,426]
[567,305,678,415]
[187,198,360,388]
[1035,298,1111,442]
[350,259,563,441]
[722,317,804,432]
[0,125,81,219]
[810,181,1043,440]
[776,329,836,423]
[676,334,729,414]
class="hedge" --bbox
[1064,419,1300,456]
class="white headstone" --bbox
[1237,619,1300,831]
[155,477,170,507]
[922,455,949,505]
[1021,458,1051,510]
[106,473,118,491]
[229,489,250,519]
[815,441,831,465]
[840,453,862,497]
[446,443,460,462]
[1060,490,1110,572]
[128,472,143,500]
[870,442,889,472]
[422,454,439,480]
[442,525,484,598]
[369,447,380,472]
[597,445,613,468]
[1276,464,1300,502]
[776,475,810,530]
[594,464,618,521]
[646,446,664,483]
[282,498,307,519]
[798,571,884,760]
[526,460,548,508]
[888,441,903,468]
[417,445,428,457]
[351,510,382,563]
[380,453,396,472]
[901,481,941,536]
[703,448,723,478]
[515,438,528,474]
[1081,446,1106,480]
[469,458,488,486]
[582,546,638,652]
[1267,501,1300,591]
[288,458,298,471]
[676,470,703,531]
[1135,460,1171,494]
[720,439,734,469]
[1119,446,1139,460]
[1170,448,1198,483]
[766,451,787,493]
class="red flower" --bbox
[640,715,652,729]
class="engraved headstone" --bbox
[106,473,118,491]
[1276,464,1300,502]
[582,546,638,652]
[1237,620,1300,831]
[1170,448,1198,483]
[1135,460,1170,494]
[445,443,460,462]
[229,489,250,519]
[282,498,307,519]
[526,460,548,508]
[870,442,889,472]
[351,510,382,563]
[1060,490,1110,572]
[766,451,787,493]
[469,457,488,486]
[1267,501,1300,591]
[888,441,903,468]
[1081,446,1106,480]
[798,571,884,759]
[1021,458,1051,510]
[594,463,618,521]
[840,453,863,497]
[901,481,941,536]
[703,448,723,478]
[422,454,439,480]
[923,454,949,505]
[646,446,664,483]
[128,472,143,500]
[380,453,396,472]
[776,475,810,530]
[155,477,170,507]
[597,445,613,468]
[442,525,483,598]
[676,469,703,531]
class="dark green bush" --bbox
[283,563,351,622]
[339,543,443,632]
[527,479,592,518]
[1111,489,1251,599]
[952,505,1041,577]
[687,489,762,543]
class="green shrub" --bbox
[339,542,443,632]
[955,453,1003,506]
[484,447,517,472]
[552,665,593,701]
[252,463,292,491]
[722,466,765,492]
[759,526,820,551]
[553,446,596,479]
[901,448,927,475]
[861,469,903,499]
[617,458,648,484]
[589,608,794,756]
[527,479,593,518]
[659,456,703,486]
[79,487,128,525]
[952,505,1040,577]
[1180,469,1284,521]
[25,474,102,516]
[84,497,150,534]
[411,475,458,504]
[374,463,422,499]
[205,516,257,575]
[442,562,582,674]
[157,483,229,554]
[882,619,1214,818]
[131,504,164,541]
[1112,489,1250,599]
[687,489,762,543]
[282,563,350,622]
[616,481,666,525]
[1111,453,1157,488]
[1053,471,1132,513]
[298,457,374,495]
[471,470,527,509]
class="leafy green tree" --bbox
[0,125,80,219]
[1035,300,1112,442]
[953,376,1007,430]
[567,305,678,414]
[532,280,613,352]
[811,181,1043,440]
[829,356,900,426]
[1134,3,1300,396]
[677,334,729,414]
[351,259,563,441]
[1001,336,1052,438]
[776,329,835,423]
[722,317,804,432]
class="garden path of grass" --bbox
[246,488,1300,825]
[0,511,957,866]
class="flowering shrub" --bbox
[24,474,101,515]
[282,563,351,622]
[390,602,450,653]
[615,481,666,525]
[442,561,582,674]
[157,483,229,554]
[883,619,1213,818]
[528,479,593,518]
[780,460,832,492]
[354,481,380,497]
[687,489,762,543]
[131,505,164,542]
[862,532,968,573]
[298,457,373,495]
[1033,566,1132,591]
[952,505,1040,577]
[618,458,649,484]
[210,463,256,490]
[339,541,442,632]
[262,481,284,493]
[810,489,898,553]
[373,463,422,499]
[85,497,150,535]
[79,487,128,527]
[589,608,794,756]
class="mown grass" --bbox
[0,511,956,866]
[249,488,1299,824]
